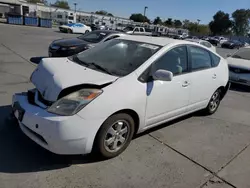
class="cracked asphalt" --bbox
[0,23,250,188]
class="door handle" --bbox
[212,74,217,79]
[182,81,189,87]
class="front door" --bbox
[145,45,191,126]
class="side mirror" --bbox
[226,54,231,57]
[152,69,173,81]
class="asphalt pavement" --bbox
[0,23,250,188]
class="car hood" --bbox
[227,57,250,70]
[52,37,91,47]
[31,58,118,102]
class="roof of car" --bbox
[92,30,122,34]
[118,35,194,46]
[185,39,201,43]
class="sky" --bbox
[50,0,249,24]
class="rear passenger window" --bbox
[140,28,144,32]
[210,53,220,67]
[201,41,212,48]
[189,46,212,71]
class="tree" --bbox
[182,19,190,29]
[95,10,114,17]
[174,19,182,28]
[107,13,114,17]
[164,18,173,27]
[209,11,232,35]
[51,0,70,9]
[232,9,250,36]
[153,17,162,25]
[129,13,150,23]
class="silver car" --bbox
[227,47,250,86]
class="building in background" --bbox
[0,0,132,28]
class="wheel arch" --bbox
[111,109,140,136]
[91,108,140,153]
[218,81,231,100]
[94,108,140,140]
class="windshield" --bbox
[72,39,161,77]
[123,27,134,32]
[78,31,108,43]
[231,48,250,60]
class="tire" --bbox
[203,89,221,115]
[85,30,90,34]
[67,29,72,34]
[94,113,135,159]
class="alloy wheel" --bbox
[104,120,130,153]
[209,91,220,112]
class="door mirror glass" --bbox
[152,69,173,81]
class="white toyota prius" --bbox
[12,35,230,158]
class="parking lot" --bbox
[0,23,250,188]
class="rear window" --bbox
[201,41,212,48]
[210,53,220,67]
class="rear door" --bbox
[187,45,219,111]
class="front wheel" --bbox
[94,113,135,159]
[67,29,72,34]
[85,30,90,34]
[203,89,221,115]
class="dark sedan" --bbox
[208,37,219,46]
[49,30,125,57]
[221,40,244,49]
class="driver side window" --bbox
[153,46,188,76]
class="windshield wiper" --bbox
[71,55,89,66]
[88,62,113,75]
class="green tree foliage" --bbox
[51,0,70,10]
[209,11,232,35]
[232,9,250,36]
[129,13,150,23]
[174,19,182,28]
[164,18,173,27]
[182,19,190,29]
[95,10,114,17]
[153,17,162,25]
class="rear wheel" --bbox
[203,89,221,115]
[94,113,135,159]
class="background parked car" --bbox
[185,39,216,52]
[221,40,244,49]
[208,37,220,46]
[49,30,125,57]
[59,23,92,34]
[122,26,152,36]
[227,47,250,86]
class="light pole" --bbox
[197,19,200,25]
[143,6,148,25]
[74,3,77,13]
